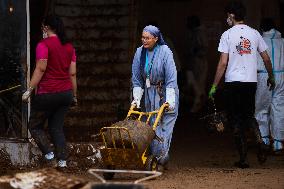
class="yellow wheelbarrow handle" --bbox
[126,103,169,131]
[152,103,169,130]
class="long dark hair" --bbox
[42,15,68,44]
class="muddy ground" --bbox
[1,110,284,189]
[144,113,284,189]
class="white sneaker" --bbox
[44,152,54,160]
[58,160,67,168]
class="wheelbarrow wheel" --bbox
[103,165,115,180]
[145,155,158,171]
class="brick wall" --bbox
[53,0,137,141]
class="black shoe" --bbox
[163,162,169,170]
[257,153,267,164]
[257,143,269,164]
[157,162,169,171]
[273,149,283,156]
[234,161,250,169]
[156,164,164,172]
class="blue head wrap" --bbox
[139,25,167,80]
[143,25,166,45]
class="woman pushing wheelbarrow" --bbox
[131,24,179,170]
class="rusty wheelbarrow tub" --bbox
[98,103,169,180]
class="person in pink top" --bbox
[22,15,77,168]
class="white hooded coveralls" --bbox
[255,29,284,141]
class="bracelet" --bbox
[28,86,34,91]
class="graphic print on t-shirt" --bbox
[236,36,251,56]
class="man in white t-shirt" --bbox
[208,1,275,168]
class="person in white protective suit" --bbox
[255,18,284,153]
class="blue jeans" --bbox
[29,90,72,160]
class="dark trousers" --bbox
[29,90,72,160]
[224,82,262,162]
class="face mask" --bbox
[42,31,48,39]
[226,17,233,26]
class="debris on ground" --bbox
[0,168,89,189]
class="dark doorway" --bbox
[0,0,27,138]
[280,1,284,34]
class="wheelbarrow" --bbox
[88,168,161,189]
[97,103,169,180]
